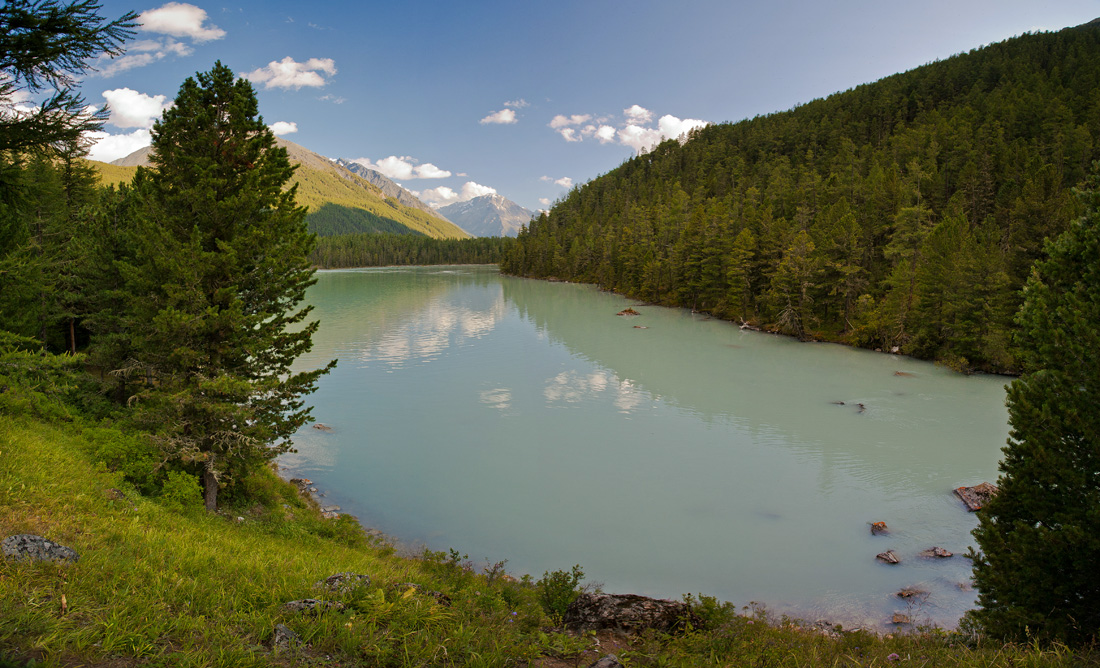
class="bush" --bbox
[158,470,203,514]
[536,565,584,620]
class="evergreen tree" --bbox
[967,166,1100,645]
[95,62,334,510]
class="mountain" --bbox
[438,194,534,237]
[94,138,468,239]
[334,159,445,220]
[503,20,1100,373]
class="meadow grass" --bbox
[2,413,1098,667]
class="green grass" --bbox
[2,412,1098,667]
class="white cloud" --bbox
[350,155,451,180]
[504,99,529,108]
[624,104,653,124]
[542,175,573,188]
[270,121,298,135]
[93,37,193,77]
[319,94,345,104]
[539,197,551,206]
[101,88,171,129]
[552,103,709,153]
[139,2,225,42]
[480,109,516,125]
[85,128,152,162]
[244,57,337,90]
[549,114,590,129]
[414,181,497,207]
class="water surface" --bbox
[286,265,1009,629]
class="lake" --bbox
[283,265,1010,630]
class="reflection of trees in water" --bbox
[306,267,506,368]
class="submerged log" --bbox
[954,482,998,511]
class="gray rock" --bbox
[272,623,299,649]
[564,593,698,634]
[589,656,624,668]
[2,534,79,563]
[321,505,341,513]
[920,546,953,558]
[283,598,345,615]
[314,572,370,593]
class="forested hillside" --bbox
[310,233,513,268]
[503,21,1100,373]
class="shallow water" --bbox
[285,265,1010,629]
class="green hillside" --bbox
[503,21,1100,373]
[88,139,468,240]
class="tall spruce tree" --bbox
[967,166,1100,644]
[101,62,333,510]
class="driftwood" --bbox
[876,550,901,564]
[920,546,953,558]
[954,482,998,511]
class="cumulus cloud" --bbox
[623,104,653,124]
[269,121,298,136]
[92,34,195,77]
[244,57,337,90]
[541,175,573,189]
[539,197,551,206]
[413,181,497,207]
[349,155,452,180]
[101,88,171,129]
[480,109,516,125]
[86,128,152,162]
[139,2,225,41]
[550,104,709,153]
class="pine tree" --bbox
[967,166,1100,645]
[98,62,334,510]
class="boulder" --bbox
[589,656,624,668]
[616,308,640,316]
[920,546,953,558]
[870,521,889,536]
[271,623,299,649]
[283,598,344,615]
[876,550,901,564]
[890,612,910,624]
[1,534,79,563]
[954,482,998,511]
[314,572,370,593]
[896,587,928,599]
[564,593,698,634]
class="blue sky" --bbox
[70,1,1100,211]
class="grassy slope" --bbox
[1,411,1095,667]
[85,156,468,241]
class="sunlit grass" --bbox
[2,413,1098,667]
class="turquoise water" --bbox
[285,265,1010,629]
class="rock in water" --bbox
[564,593,698,634]
[870,521,889,535]
[954,482,998,511]
[1,534,79,563]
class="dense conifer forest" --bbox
[502,20,1100,373]
[310,232,514,268]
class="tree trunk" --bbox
[203,458,218,511]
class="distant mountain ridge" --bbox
[98,138,468,239]
[335,159,446,220]
[438,194,534,237]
